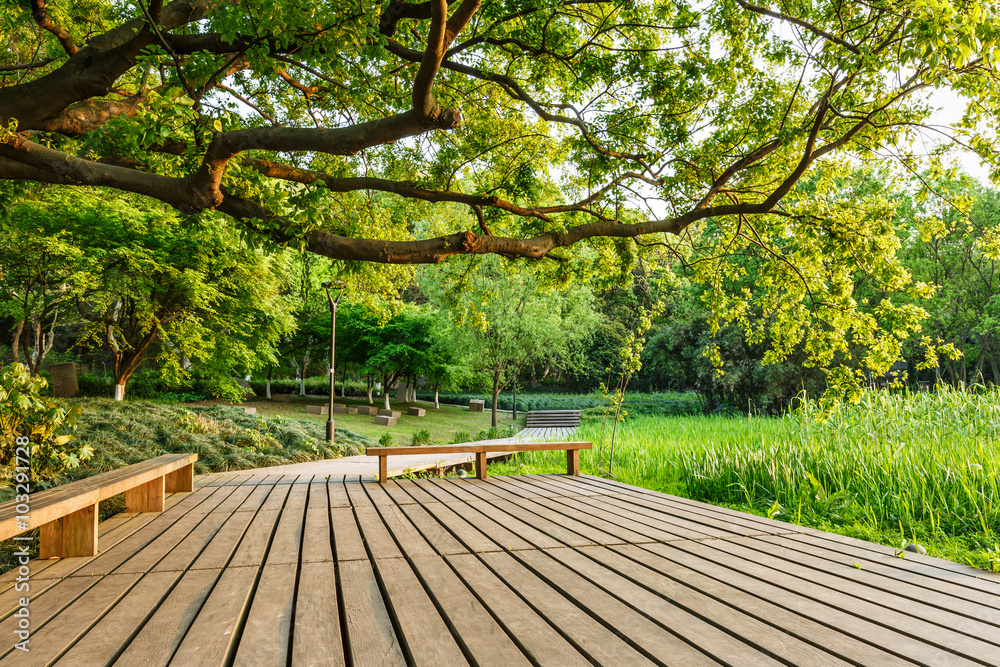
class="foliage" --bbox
[0,363,87,484]
[5,0,996,388]
[411,429,431,446]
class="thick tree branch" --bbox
[31,0,79,56]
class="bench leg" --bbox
[379,456,387,483]
[165,463,194,493]
[476,452,488,480]
[39,503,98,558]
[126,476,165,513]
[567,449,580,476]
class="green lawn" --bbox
[247,395,524,445]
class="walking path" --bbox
[210,426,575,479]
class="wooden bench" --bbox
[365,442,592,483]
[0,453,197,558]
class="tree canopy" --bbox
[3,0,1000,389]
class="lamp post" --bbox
[321,281,345,443]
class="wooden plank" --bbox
[227,509,281,568]
[291,560,346,666]
[164,462,194,493]
[301,495,334,563]
[169,565,258,666]
[0,574,98,648]
[112,506,219,574]
[258,480,292,512]
[337,559,406,666]
[1,572,141,665]
[343,484,403,561]
[114,568,220,667]
[466,553,664,665]
[515,547,785,667]
[583,545,863,666]
[671,538,1000,662]
[605,542,912,666]
[375,557,470,665]
[264,483,308,565]
[53,570,182,666]
[408,555,530,666]
[475,451,487,479]
[39,502,98,558]
[640,540,983,665]
[125,476,165,513]
[331,507,368,562]
[188,508,259,571]
[361,482,437,559]
[739,535,1000,632]
[233,562,297,667]
[147,511,230,573]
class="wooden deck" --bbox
[2,472,999,665]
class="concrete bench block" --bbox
[305,405,326,414]
[357,405,379,415]
[378,409,402,418]
[407,407,426,417]
[468,399,485,412]
[374,415,398,426]
[271,394,292,403]
[236,406,256,415]
[334,406,358,415]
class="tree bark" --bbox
[491,374,500,428]
[434,381,440,409]
[10,320,23,363]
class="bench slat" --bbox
[367,443,592,483]
[0,453,197,542]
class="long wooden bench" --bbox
[365,442,592,483]
[0,453,197,558]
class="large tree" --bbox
[2,0,998,386]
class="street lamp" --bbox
[321,280,346,443]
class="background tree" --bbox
[2,0,998,389]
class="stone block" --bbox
[237,406,257,415]
[374,415,398,426]
[378,409,402,418]
[407,407,426,417]
[305,405,326,414]
[334,406,358,415]
[356,405,379,415]
[271,394,292,403]
[49,362,79,398]
[468,399,485,412]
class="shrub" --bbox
[379,432,393,447]
[0,364,90,484]
[411,429,431,446]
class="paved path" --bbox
[215,426,577,479]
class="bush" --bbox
[379,432,394,447]
[0,363,89,485]
[411,429,431,446]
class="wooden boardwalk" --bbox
[1,472,999,665]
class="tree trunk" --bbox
[383,375,391,410]
[114,382,126,401]
[10,320,24,363]
[973,335,990,385]
[266,368,273,399]
[491,374,500,428]
[434,381,440,410]
[366,374,373,404]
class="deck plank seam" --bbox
[630,539,995,665]
[387,478,648,666]
[116,474,281,665]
